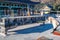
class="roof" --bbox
[5,0,40,4]
[47,4,53,9]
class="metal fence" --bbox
[0,16,44,29]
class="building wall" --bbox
[0,2,38,17]
[30,0,40,2]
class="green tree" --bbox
[34,3,45,12]
[50,0,60,11]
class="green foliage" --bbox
[34,3,46,10]
[50,0,60,11]
[51,5,60,11]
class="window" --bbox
[18,5,19,6]
[0,3,1,5]
[0,10,4,16]
[3,4,5,6]
[15,4,17,6]
[7,4,9,6]
[0,27,1,29]
[0,19,2,22]
[14,10,18,13]
[12,4,14,6]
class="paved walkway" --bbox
[8,23,43,32]
[0,18,60,40]
[0,28,60,40]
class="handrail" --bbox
[2,15,44,19]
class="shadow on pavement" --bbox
[9,24,53,35]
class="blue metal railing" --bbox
[4,16,45,29]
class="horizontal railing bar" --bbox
[2,15,44,19]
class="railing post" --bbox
[0,18,6,36]
[27,4,30,16]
